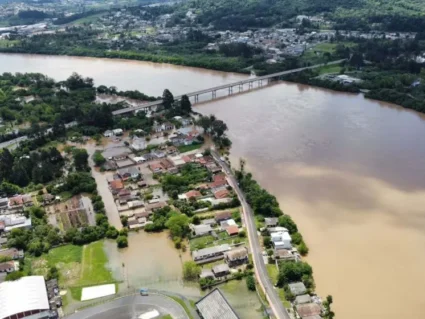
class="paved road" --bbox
[65,294,189,319]
[211,151,291,319]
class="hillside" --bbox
[181,0,425,31]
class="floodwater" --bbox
[2,52,425,318]
[104,231,199,296]
[198,83,425,319]
[0,53,248,96]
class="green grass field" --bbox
[0,39,20,48]
[30,241,115,301]
[169,296,194,319]
[266,263,291,308]
[79,241,114,286]
[178,143,203,153]
[318,64,342,75]
[69,13,104,26]
[189,235,215,251]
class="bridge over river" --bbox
[112,59,345,116]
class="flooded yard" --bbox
[104,231,199,297]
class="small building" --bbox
[179,190,202,200]
[288,282,307,296]
[118,167,140,180]
[271,232,292,249]
[274,249,295,261]
[224,247,248,267]
[296,303,322,319]
[131,137,146,151]
[149,162,165,174]
[295,294,312,305]
[193,224,212,236]
[145,201,167,212]
[0,198,8,210]
[199,269,214,279]
[0,261,17,273]
[215,211,231,222]
[212,264,230,278]
[225,225,239,237]
[220,219,236,229]
[103,130,113,137]
[0,248,24,260]
[192,244,231,263]
[265,217,278,228]
[214,189,230,199]
[113,128,123,136]
[195,288,240,319]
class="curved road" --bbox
[65,294,189,319]
[211,151,291,319]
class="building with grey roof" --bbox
[288,282,307,296]
[192,244,231,262]
[295,294,312,305]
[195,288,239,319]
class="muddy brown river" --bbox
[2,53,425,319]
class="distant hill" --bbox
[181,0,425,31]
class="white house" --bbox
[271,232,292,249]
[131,137,146,151]
[113,128,123,136]
[104,130,113,137]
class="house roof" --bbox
[296,303,322,318]
[212,263,230,274]
[213,173,226,183]
[146,202,167,212]
[200,270,214,279]
[295,294,312,305]
[288,282,307,296]
[265,217,279,226]
[202,218,216,226]
[195,288,239,319]
[149,162,164,171]
[0,261,15,272]
[214,189,230,199]
[0,276,50,319]
[225,225,239,236]
[0,248,22,259]
[209,180,228,189]
[192,244,231,259]
[193,224,212,235]
[110,180,124,190]
[225,247,248,260]
[215,211,231,221]
[186,190,202,199]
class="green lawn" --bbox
[178,143,202,153]
[318,65,342,75]
[47,245,83,265]
[0,39,19,48]
[79,241,114,286]
[266,264,291,308]
[189,235,215,251]
[69,13,104,25]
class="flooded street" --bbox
[2,52,425,318]
[198,82,425,319]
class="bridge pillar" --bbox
[228,86,233,95]
[194,95,199,103]
[212,91,216,99]
[239,84,242,92]
[249,82,253,90]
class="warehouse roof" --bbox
[0,276,49,319]
[195,288,239,319]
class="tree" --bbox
[165,214,190,238]
[246,275,256,291]
[278,215,298,234]
[6,271,26,281]
[197,115,212,133]
[211,120,228,138]
[277,261,313,287]
[162,89,174,109]
[116,236,128,248]
[183,261,201,281]
[92,151,106,167]
[180,95,192,113]
[73,149,89,171]
[298,241,309,256]
[0,149,14,181]
[47,266,59,280]
[120,215,128,227]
